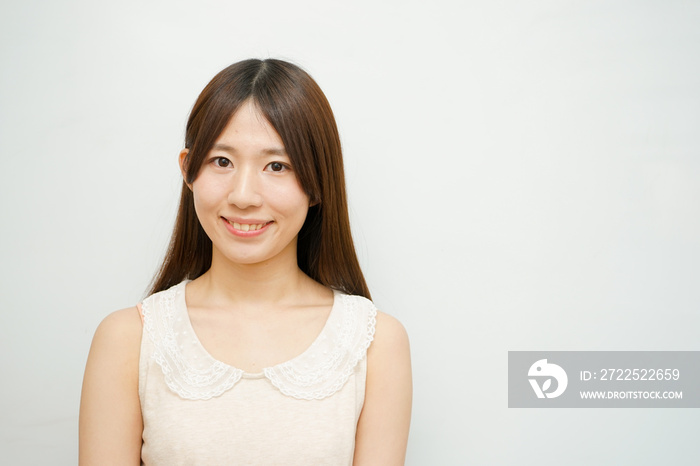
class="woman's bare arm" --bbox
[354,311,412,466]
[79,307,143,465]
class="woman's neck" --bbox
[188,248,320,310]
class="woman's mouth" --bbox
[222,218,273,235]
[227,220,270,231]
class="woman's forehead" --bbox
[211,101,286,155]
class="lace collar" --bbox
[141,281,376,401]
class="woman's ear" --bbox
[179,149,192,190]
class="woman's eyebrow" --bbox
[211,143,287,156]
[211,143,236,154]
[261,147,287,156]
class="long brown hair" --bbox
[149,59,370,299]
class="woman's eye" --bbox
[266,162,288,172]
[214,157,231,168]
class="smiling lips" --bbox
[222,217,273,237]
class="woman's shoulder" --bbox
[335,293,409,357]
[90,307,143,362]
[96,306,142,336]
[370,310,410,359]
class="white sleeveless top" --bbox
[138,281,377,465]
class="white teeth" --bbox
[229,220,267,231]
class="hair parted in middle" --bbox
[150,59,370,299]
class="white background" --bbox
[1,1,699,464]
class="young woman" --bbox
[79,59,412,465]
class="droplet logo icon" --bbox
[528,359,568,399]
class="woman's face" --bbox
[183,100,310,268]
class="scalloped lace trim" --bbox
[141,282,376,401]
[142,285,242,400]
[265,294,377,400]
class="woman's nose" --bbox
[227,168,263,209]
